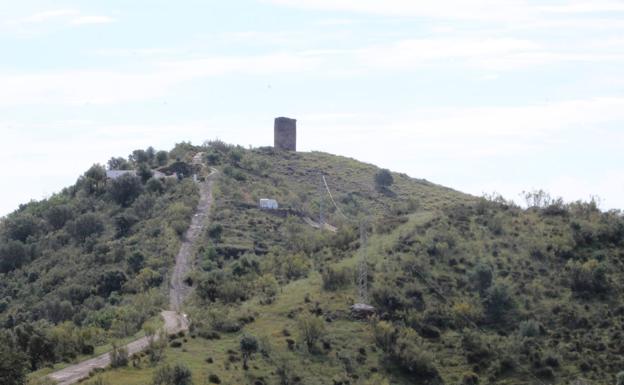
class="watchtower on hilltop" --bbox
[274,117,297,151]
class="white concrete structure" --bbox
[106,170,136,180]
[259,199,279,210]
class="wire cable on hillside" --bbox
[322,175,351,222]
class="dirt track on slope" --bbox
[170,174,214,311]
[48,169,216,385]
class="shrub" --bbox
[207,224,223,241]
[207,374,221,384]
[461,331,492,364]
[256,274,279,304]
[146,178,165,194]
[567,259,610,297]
[0,240,29,273]
[297,314,325,351]
[391,329,440,380]
[470,263,493,294]
[374,169,394,189]
[108,174,143,207]
[240,335,259,370]
[0,336,28,385]
[67,213,105,242]
[617,372,624,385]
[371,284,407,315]
[46,204,73,230]
[109,343,129,368]
[322,267,353,291]
[518,320,542,338]
[371,319,396,352]
[4,214,40,242]
[461,371,479,385]
[483,282,516,323]
[97,270,127,297]
[152,364,193,385]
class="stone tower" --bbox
[274,117,297,151]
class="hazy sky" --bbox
[1,0,623,216]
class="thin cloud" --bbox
[19,9,80,23]
[265,0,624,20]
[5,9,115,33]
[0,53,319,106]
[70,16,116,25]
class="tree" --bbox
[297,314,325,351]
[114,213,138,238]
[0,240,29,273]
[98,270,127,297]
[240,335,258,370]
[108,174,143,207]
[46,204,73,230]
[108,157,130,170]
[374,169,394,189]
[67,213,105,242]
[138,163,153,183]
[146,178,165,194]
[83,164,107,195]
[130,149,149,165]
[155,151,169,166]
[0,333,28,385]
[4,214,40,242]
[127,252,145,274]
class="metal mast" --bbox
[319,174,325,226]
[357,217,369,304]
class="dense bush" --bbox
[321,267,353,291]
[518,320,542,338]
[374,169,394,189]
[108,174,143,207]
[3,214,40,242]
[483,282,516,323]
[297,314,325,351]
[0,240,29,273]
[566,259,610,297]
[389,329,441,381]
[109,343,128,368]
[152,364,193,385]
[470,263,493,294]
[67,213,105,242]
[0,334,28,385]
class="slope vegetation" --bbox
[2,141,623,385]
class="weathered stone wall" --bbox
[274,117,297,151]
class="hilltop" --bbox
[1,141,623,385]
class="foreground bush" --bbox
[152,364,193,385]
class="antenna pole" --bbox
[357,217,369,304]
[319,174,325,226]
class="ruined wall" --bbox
[274,117,297,151]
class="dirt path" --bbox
[48,167,216,385]
[170,172,215,311]
[48,311,188,385]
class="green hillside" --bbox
[2,141,624,385]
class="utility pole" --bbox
[319,174,325,226]
[357,217,369,304]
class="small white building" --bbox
[259,199,279,210]
[106,170,137,180]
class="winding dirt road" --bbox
[48,166,216,385]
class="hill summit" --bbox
[1,140,623,385]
